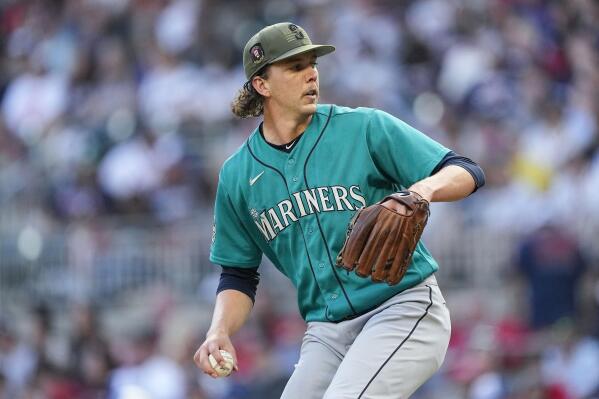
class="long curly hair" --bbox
[231,69,269,118]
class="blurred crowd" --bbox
[1,0,599,398]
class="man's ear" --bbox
[252,76,270,97]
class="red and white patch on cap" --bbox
[250,43,265,63]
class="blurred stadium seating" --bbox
[1,0,598,398]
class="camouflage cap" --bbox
[243,22,335,80]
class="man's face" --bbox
[262,52,319,117]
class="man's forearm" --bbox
[207,289,253,337]
[410,165,476,202]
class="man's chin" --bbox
[301,102,318,115]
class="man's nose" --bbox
[306,66,318,82]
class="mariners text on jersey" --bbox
[252,185,366,242]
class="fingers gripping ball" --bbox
[336,191,430,285]
[208,350,235,377]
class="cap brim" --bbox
[270,44,335,64]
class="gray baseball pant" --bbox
[280,275,451,399]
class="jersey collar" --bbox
[249,105,332,163]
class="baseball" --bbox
[208,349,235,377]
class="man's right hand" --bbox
[193,289,253,377]
[193,330,238,378]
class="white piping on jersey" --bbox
[249,171,265,186]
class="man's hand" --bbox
[194,329,239,378]
[380,187,431,214]
[336,191,430,285]
[193,289,253,377]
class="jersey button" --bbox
[307,227,313,234]
[330,293,338,300]
[292,176,298,182]
[319,262,325,269]
[288,158,295,165]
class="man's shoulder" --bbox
[219,132,258,182]
[319,104,378,119]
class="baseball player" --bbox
[194,22,485,398]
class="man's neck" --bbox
[262,108,313,145]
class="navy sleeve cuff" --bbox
[432,151,486,193]
[217,266,260,303]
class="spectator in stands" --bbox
[0,317,37,397]
[65,304,113,397]
[108,325,187,399]
[517,224,587,330]
[540,321,599,399]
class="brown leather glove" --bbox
[336,191,430,285]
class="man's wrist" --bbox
[408,183,434,202]
[207,326,229,338]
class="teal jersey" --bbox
[210,104,450,322]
